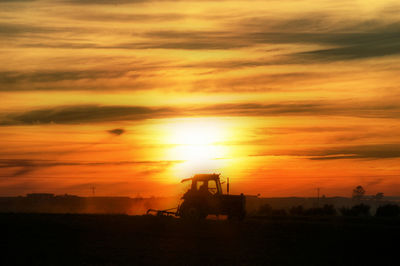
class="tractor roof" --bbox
[181,173,220,183]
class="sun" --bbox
[172,121,223,146]
[163,118,229,178]
[166,118,226,161]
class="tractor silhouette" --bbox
[148,174,246,220]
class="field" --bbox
[1,213,399,265]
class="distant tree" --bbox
[352,186,365,200]
[375,192,384,201]
[375,204,400,217]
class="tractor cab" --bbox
[181,173,223,197]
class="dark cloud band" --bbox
[2,100,400,126]
[252,144,400,160]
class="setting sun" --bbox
[162,118,230,178]
[168,119,225,146]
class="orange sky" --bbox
[1,0,400,197]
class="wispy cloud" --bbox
[2,100,400,126]
[3,12,399,61]
[192,72,332,92]
[107,128,125,136]
[0,158,181,177]
[67,12,187,22]
[0,22,57,36]
[309,144,400,160]
[0,105,176,125]
[0,70,128,84]
[257,126,352,135]
[251,144,400,160]
[61,0,148,4]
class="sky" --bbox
[1,0,400,197]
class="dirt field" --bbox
[1,213,399,265]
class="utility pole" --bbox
[317,187,320,207]
[90,185,96,197]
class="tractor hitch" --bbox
[146,207,177,217]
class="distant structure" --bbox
[90,186,96,196]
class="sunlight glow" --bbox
[168,120,225,146]
[163,118,230,179]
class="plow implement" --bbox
[146,207,178,217]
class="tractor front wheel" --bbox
[228,211,246,221]
[180,205,206,220]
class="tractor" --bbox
[148,174,246,220]
[178,173,246,220]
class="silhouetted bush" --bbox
[289,205,304,216]
[271,209,287,216]
[375,204,400,217]
[257,204,273,215]
[340,204,370,217]
[307,204,336,216]
[289,204,336,216]
[256,204,286,216]
[340,207,351,216]
[323,204,337,216]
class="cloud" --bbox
[192,72,331,92]
[61,0,148,4]
[251,144,400,160]
[257,126,352,135]
[0,22,55,36]
[0,158,182,177]
[67,12,187,22]
[197,102,328,116]
[108,128,125,136]
[0,105,177,125]
[0,58,170,91]
[61,0,227,4]
[0,0,37,3]
[308,144,400,160]
[0,70,128,85]
[294,41,400,61]
[2,100,400,126]
[239,17,400,61]
[3,9,400,64]
[105,16,397,59]
[203,101,400,119]
[135,17,400,60]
